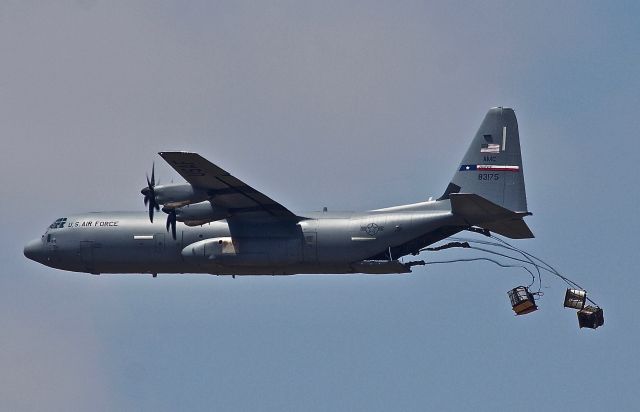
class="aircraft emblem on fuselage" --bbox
[362,223,383,236]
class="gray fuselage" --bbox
[24,200,464,276]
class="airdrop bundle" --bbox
[424,229,604,330]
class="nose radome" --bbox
[24,238,44,262]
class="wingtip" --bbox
[158,151,198,156]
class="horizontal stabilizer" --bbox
[450,193,534,239]
[480,218,534,239]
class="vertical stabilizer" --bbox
[440,107,528,213]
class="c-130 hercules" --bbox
[24,107,533,277]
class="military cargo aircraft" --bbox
[24,107,533,277]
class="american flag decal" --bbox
[460,164,520,172]
[481,143,500,153]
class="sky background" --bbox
[2,1,639,411]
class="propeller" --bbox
[165,208,177,240]
[141,163,160,223]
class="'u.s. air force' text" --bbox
[66,220,119,228]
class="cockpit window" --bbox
[48,218,67,229]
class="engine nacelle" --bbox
[173,201,230,225]
[149,183,210,208]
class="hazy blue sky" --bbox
[2,1,639,411]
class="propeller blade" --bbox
[148,202,154,223]
[143,163,158,224]
[165,210,177,240]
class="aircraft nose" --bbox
[24,238,45,262]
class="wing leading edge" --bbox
[159,151,299,220]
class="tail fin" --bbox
[439,107,528,213]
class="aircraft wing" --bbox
[159,151,298,220]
